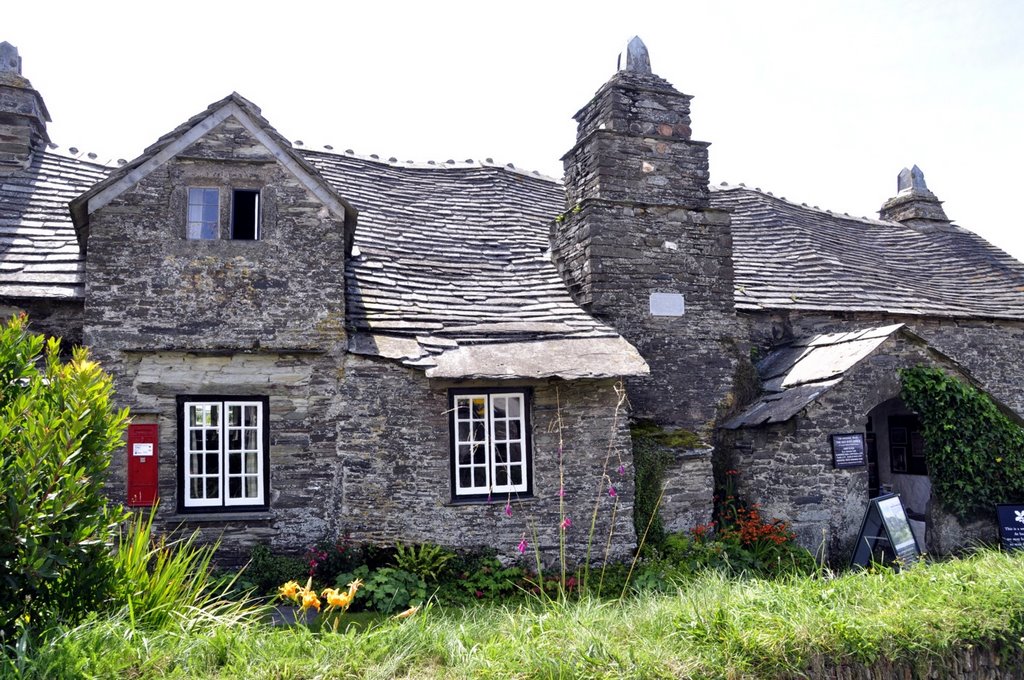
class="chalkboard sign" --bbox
[851,493,922,569]
[831,433,866,469]
[996,505,1024,551]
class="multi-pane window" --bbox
[187,188,219,239]
[179,397,268,511]
[450,391,531,498]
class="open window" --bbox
[186,187,261,240]
[231,189,260,240]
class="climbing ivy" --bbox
[631,421,703,549]
[899,366,1024,519]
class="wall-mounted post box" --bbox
[127,423,158,507]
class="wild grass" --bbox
[16,549,1024,679]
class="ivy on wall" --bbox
[900,366,1024,519]
[631,421,703,548]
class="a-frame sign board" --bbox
[851,493,922,569]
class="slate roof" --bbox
[0,150,110,299]
[714,186,1024,320]
[722,324,904,429]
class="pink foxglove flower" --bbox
[617,464,626,476]
[609,485,617,498]
[558,486,564,497]
[517,537,528,554]
[560,517,572,530]
[504,502,513,518]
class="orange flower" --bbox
[278,580,301,601]
[393,605,420,620]
[300,588,321,612]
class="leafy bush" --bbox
[900,366,1024,519]
[247,544,307,596]
[434,551,525,606]
[359,567,425,615]
[0,316,128,638]
[305,535,364,586]
[394,542,455,582]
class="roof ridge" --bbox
[712,182,895,227]
[296,146,561,185]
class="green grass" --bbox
[16,550,1024,679]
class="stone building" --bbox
[2,37,1022,562]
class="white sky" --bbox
[7,0,1023,261]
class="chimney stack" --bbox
[879,166,951,229]
[0,42,51,175]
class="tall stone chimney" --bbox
[0,42,51,175]
[552,37,743,433]
[878,166,952,230]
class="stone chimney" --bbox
[878,166,952,229]
[552,37,742,433]
[0,42,51,175]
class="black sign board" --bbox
[996,505,1024,551]
[831,432,866,469]
[851,493,922,569]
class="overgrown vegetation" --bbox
[631,420,704,547]
[900,366,1024,519]
[17,550,1024,679]
[0,315,129,641]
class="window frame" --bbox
[447,387,533,502]
[186,187,220,240]
[176,395,270,513]
[230,188,261,240]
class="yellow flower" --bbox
[278,580,301,601]
[393,605,419,620]
[322,587,352,610]
[300,588,321,612]
[347,578,364,598]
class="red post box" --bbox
[126,423,158,507]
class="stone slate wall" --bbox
[750,311,1024,418]
[333,355,637,564]
[0,298,83,348]
[83,115,348,356]
[726,333,954,561]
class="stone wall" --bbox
[0,297,83,348]
[808,645,1024,679]
[727,333,957,561]
[83,115,348,355]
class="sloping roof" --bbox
[0,150,110,299]
[302,151,647,378]
[68,93,356,254]
[722,324,903,429]
[714,186,1024,320]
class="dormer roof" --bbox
[68,92,357,255]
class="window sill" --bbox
[168,511,274,522]
[446,496,535,508]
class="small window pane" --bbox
[495,466,508,486]
[472,398,485,418]
[245,451,258,473]
[494,443,507,462]
[205,452,219,473]
[472,422,485,442]
[190,430,202,451]
[228,477,241,498]
[228,406,241,427]
[228,453,241,474]
[190,453,203,474]
[245,476,258,498]
[457,401,470,420]
[474,468,486,487]
[509,421,521,440]
[458,421,470,442]
[229,429,241,449]
[492,397,506,417]
[509,442,522,462]
[244,430,258,450]
[507,398,521,418]
[190,477,203,497]
[203,204,218,222]
[472,444,485,464]
[244,406,258,427]
[494,421,507,440]
[459,468,471,487]
[205,430,219,450]
[511,467,523,485]
[205,478,219,498]
[458,445,471,465]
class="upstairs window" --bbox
[231,189,260,240]
[186,187,261,240]
[449,390,532,500]
[187,187,219,239]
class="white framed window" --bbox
[177,396,269,511]
[187,187,220,240]
[449,390,531,499]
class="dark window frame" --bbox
[447,387,533,503]
[176,394,271,513]
[888,414,928,476]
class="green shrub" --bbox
[434,551,525,606]
[305,535,364,587]
[247,544,307,596]
[900,366,1024,519]
[394,542,455,582]
[0,316,129,638]
[359,567,425,615]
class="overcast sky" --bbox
[7,0,1023,261]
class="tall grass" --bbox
[19,549,1024,679]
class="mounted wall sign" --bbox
[851,493,922,569]
[996,504,1024,551]
[831,432,866,468]
[649,292,684,317]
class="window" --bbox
[186,187,261,240]
[888,414,928,476]
[177,396,269,511]
[187,187,219,239]
[231,189,260,240]
[449,390,532,499]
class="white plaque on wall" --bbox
[133,443,154,457]
[649,292,685,316]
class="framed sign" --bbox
[996,505,1024,551]
[851,493,922,569]
[831,433,866,469]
